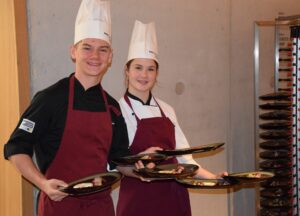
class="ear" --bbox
[125,65,129,76]
[70,45,76,61]
[108,48,113,65]
[124,65,130,86]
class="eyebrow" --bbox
[81,43,110,49]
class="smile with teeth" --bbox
[87,61,101,67]
[137,80,149,85]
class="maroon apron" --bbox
[38,75,115,216]
[116,95,191,216]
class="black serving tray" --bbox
[134,163,198,180]
[156,143,224,156]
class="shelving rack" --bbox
[254,15,300,216]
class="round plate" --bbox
[259,102,292,110]
[261,168,292,178]
[134,163,199,179]
[260,197,292,208]
[260,177,292,188]
[259,140,291,150]
[260,207,293,216]
[223,171,274,183]
[259,130,292,140]
[60,172,122,196]
[260,188,293,198]
[112,153,167,166]
[156,143,224,156]
[259,121,292,130]
[259,159,292,169]
[176,177,238,189]
[259,150,291,159]
[259,111,292,120]
[259,92,291,101]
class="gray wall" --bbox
[26,0,300,215]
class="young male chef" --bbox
[3,0,129,215]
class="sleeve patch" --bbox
[19,118,35,133]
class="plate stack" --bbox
[257,24,300,215]
[258,92,294,215]
[255,21,300,215]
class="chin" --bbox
[138,89,151,94]
[87,70,105,76]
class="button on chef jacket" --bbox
[4,74,130,173]
[119,91,200,166]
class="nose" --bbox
[91,50,100,59]
[140,69,148,77]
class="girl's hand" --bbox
[134,160,156,182]
[135,160,156,169]
[215,171,228,179]
[139,146,163,154]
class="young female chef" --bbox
[116,20,227,216]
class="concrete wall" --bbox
[26,0,300,215]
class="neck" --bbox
[74,73,102,90]
[128,89,150,104]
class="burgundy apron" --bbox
[116,95,191,216]
[38,75,115,216]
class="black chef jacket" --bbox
[3,74,130,173]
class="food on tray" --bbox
[225,171,274,184]
[175,177,236,188]
[245,172,261,178]
[191,180,217,186]
[140,155,151,160]
[73,182,93,189]
[73,177,103,189]
[158,165,185,174]
[92,177,103,186]
[247,173,261,178]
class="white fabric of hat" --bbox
[127,20,158,63]
[74,0,111,45]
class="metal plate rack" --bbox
[254,15,300,216]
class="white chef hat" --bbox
[74,0,111,45]
[127,20,158,63]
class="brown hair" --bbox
[126,59,159,70]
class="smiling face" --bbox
[126,58,158,102]
[71,38,112,86]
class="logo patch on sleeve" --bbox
[19,119,35,133]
